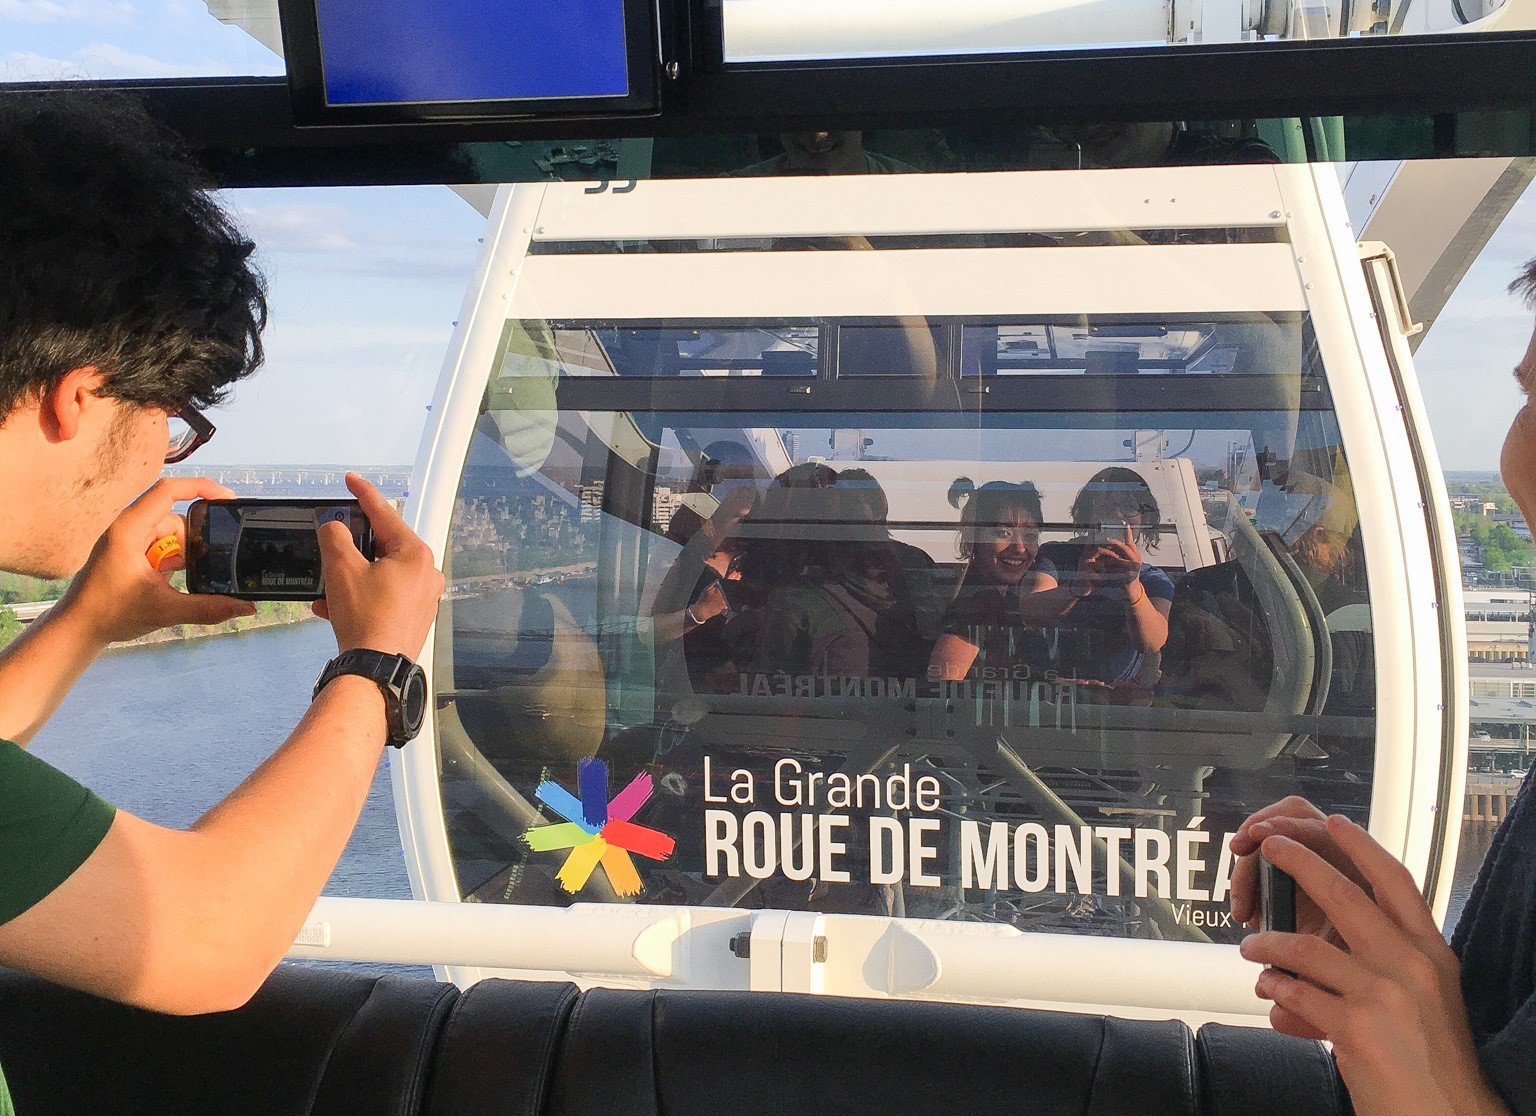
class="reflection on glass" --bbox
[963,317,1305,376]
[544,324,821,378]
[435,315,1375,943]
[721,0,1528,64]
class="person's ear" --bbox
[38,367,105,443]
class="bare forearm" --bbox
[0,676,394,1015]
[929,634,980,681]
[0,601,106,744]
[1124,592,1169,652]
[183,675,389,976]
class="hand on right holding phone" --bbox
[1229,795,1369,945]
[314,473,444,660]
[1231,809,1503,1116]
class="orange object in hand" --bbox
[145,535,182,571]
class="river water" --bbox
[29,620,426,978]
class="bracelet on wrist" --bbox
[685,606,704,627]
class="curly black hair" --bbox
[0,91,266,419]
[1508,257,1536,394]
[1512,256,1536,310]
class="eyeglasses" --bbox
[165,406,216,464]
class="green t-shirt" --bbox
[0,740,117,1116]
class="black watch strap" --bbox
[313,649,427,748]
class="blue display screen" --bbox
[315,0,631,106]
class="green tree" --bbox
[0,605,20,649]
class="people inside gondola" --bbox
[836,467,948,640]
[750,466,926,683]
[651,481,762,694]
[1158,556,1273,713]
[1036,467,1174,699]
[928,478,1063,683]
[1270,454,1375,720]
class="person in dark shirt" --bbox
[753,469,925,682]
[1037,467,1174,700]
[928,478,1072,683]
[1226,259,1536,1116]
[0,91,444,1101]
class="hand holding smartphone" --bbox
[1259,855,1300,979]
[1260,856,1298,933]
[185,499,375,601]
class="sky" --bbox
[1,0,283,81]
[1411,177,1536,474]
[4,3,1535,470]
[210,188,484,465]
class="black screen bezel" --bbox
[186,498,375,601]
[277,0,660,125]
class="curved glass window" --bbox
[437,302,1374,946]
[3,0,284,82]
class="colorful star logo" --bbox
[524,758,675,897]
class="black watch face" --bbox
[402,667,428,732]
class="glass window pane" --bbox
[962,317,1307,377]
[3,0,284,82]
[438,337,1375,945]
[838,323,946,376]
[722,0,1532,63]
[533,324,821,378]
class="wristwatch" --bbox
[312,649,429,748]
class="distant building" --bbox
[579,482,605,522]
[1449,494,1499,516]
[1464,589,1535,661]
[652,486,680,532]
[1471,661,1536,699]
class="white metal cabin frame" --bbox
[289,163,1464,1027]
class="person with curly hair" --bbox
[0,92,443,1116]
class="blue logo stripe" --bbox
[578,757,610,829]
[536,780,599,835]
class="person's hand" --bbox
[1080,526,1143,589]
[689,579,731,625]
[314,473,444,659]
[1229,796,1367,944]
[59,478,257,646]
[1239,816,1507,1116]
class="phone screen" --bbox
[186,499,374,600]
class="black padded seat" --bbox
[0,965,1351,1116]
[421,978,579,1116]
[0,963,455,1115]
[1196,1023,1350,1115]
[548,986,1201,1116]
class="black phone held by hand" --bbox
[1260,856,1298,934]
[185,499,375,601]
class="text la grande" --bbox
[704,755,943,812]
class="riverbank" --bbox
[0,600,317,652]
[110,605,319,651]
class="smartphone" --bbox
[1259,856,1298,934]
[1088,522,1131,546]
[185,499,374,601]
